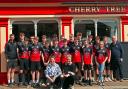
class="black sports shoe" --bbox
[101,82,105,86]
[89,80,92,86]
[31,83,35,87]
[23,82,28,86]
[8,83,12,87]
[35,83,40,88]
[19,82,23,86]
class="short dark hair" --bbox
[24,37,29,41]
[63,39,67,43]
[19,32,25,36]
[10,34,14,37]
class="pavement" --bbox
[0,80,128,89]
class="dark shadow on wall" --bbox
[121,42,128,79]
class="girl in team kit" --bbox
[95,41,108,86]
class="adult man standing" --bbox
[110,36,123,82]
[5,34,18,86]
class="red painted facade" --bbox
[0,18,8,42]
[0,6,127,15]
[0,0,127,3]
[121,16,128,42]
[61,17,73,36]
[0,0,128,84]
[0,18,8,84]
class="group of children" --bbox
[5,32,113,88]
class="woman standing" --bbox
[95,41,108,86]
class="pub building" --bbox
[0,0,128,84]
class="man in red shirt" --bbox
[29,37,42,87]
[18,37,30,86]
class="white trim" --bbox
[94,20,98,36]
[71,18,74,36]
[9,18,61,39]
[0,14,128,18]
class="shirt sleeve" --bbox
[5,43,8,56]
[119,43,123,58]
[44,65,49,78]
[105,49,108,57]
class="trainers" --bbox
[89,80,92,86]
[49,85,54,89]
[101,82,105,86]
[98,81,101,86]
[104,77,108,82]
[113,79,117,82]
[19,82,23,86]
[23,82,28,86]
[69,85,74,89]
[120,79,123,82]
[31,83,35,87]
[107,77,112,81]
[8,83,12,87]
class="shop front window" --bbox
[97,20,118,42]
[74,20,95,38]
[74,19,118,42]
[37,20,59,41]
[12,21,34,41]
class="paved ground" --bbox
[0,80,128,89]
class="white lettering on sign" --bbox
[69,6,125,13]
[69,7,100,13]
[106,6,125,12]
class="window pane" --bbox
[12,21,34,41]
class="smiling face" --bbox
[30,36,34,43]
[34,37,39,45]
[84,40,89,46]
[10,34,15,42]
[99,41,104,48]
[104,36,108,43]
[50,57,55,65]
[74,38,78,45]
[19,33,25,41]
[53,40,58,46]
[112,36,117,43]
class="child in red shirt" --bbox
[82,39,93,86]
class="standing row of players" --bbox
[5,32,123,87]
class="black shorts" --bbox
[84,64,92,70]
[75,62,82,70]
[105,61,111,70]
[31,61,41,71]
[19,59,29,70]
[7,59,17,69]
